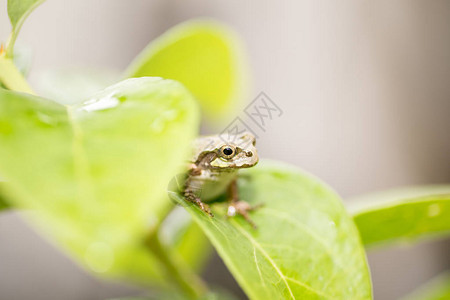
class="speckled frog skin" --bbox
[183,133,260,227]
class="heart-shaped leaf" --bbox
[170,161,373,299]
[350,186,450,248]
[0,77,199,284]
[125,20,248,121]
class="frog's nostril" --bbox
[246,151,253,157]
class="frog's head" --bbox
[209,133,259,169]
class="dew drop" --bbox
[36,112,57,126]
[150,118,165,133]
[80,92,120,112]
[150,110,179,133]
[84,242,114,273]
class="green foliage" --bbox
[126,20,248,121]
[6,0,46,57]
[0,78,200,284]
[0,183,9,211]
[7,0,45,29]
[0,198,7,211]
[1,2,449,299]
[171,162,373,300]
[351,186,450,247]
[162,211,213,273]
[0,57,34,93]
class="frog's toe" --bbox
[227,201,259,229]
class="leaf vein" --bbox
[233,221,296,299]
[284,276,332,299]
[261,208,345,270]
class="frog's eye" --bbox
[220,145,236,159]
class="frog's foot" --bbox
[185,192,214,217]
[227,201,263,229]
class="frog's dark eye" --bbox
[223,147,233,155]
[220,145,236,159]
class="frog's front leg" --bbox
[227,179,262,229]
[184,166,214,217]
[184,189,214,217]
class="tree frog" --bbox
[183,133,260,227]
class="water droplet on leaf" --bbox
[79,92,120,112]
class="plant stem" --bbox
[146,227,208,299]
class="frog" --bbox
[183,133,260,228]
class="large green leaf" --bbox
[6,0,46,56]
[125,20,248,121]
[0,77,199,284]
[350,186,450,247]
[401,272,450,300]
[170,161,372,299]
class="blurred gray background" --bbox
[1,0,449,299]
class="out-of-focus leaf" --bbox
[0,57,34,93]
[0,77,199,284]
[401,272,450,300]
[0,198,7,211]
[6,0,46,56]
[7,0,45,29]
[170,161,372,300]
[160,206,212,273]
[0,183,10,211]
[173,218,212,272]
[350,186,450,248]
[36,67,121,105]
[125,19,248,121]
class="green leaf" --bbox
[6,0,46,56]
[125,19,248,121]
[0,77,200,284]
[0,56,34,93]
[170,161,372,300]
[0,183,10,211]
[7,0,45,29]
[173,219,212,272]
[36,67,121,105]
[401,272,450,300]
[350,186,450,248]
[161,207,212,272]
